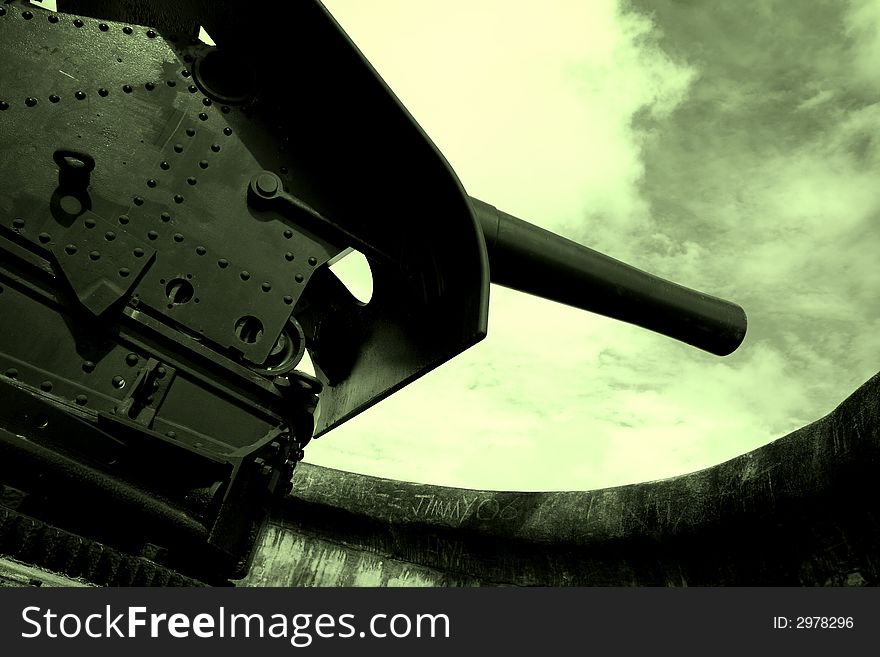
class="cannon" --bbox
[0,0,746,585]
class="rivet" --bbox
[38,232,51,243]
[133,247,145,257]
[0,8,4,17]
[167,80,176,87]
[147,230,158,240]
[218,259,229,268]
[188,84,198,93]
[98,88,109,97]
[99,23,109,31]
[22,10,34,20]
[211,143,221,152]
[160,212,171,222]
[173,194,184,204]
[0,101,8,111]
[295,274,304,283]
[187,176,197,185]
[65,244,77,255]
[240,271,250,281]
[48,14,59,24]
[166,431,177,439]
[75,394,88,405]
[49,94,60,103]
[40,380,53,392]
[133,196,144,206]
[185,127,195,137]
[183,54,193,63]
[223,127,233,136]
[160,161,170,170]
[156,366,167,378]
[145,82,155,91]
[105,231,116,241]
[126,353,139,366]
[123,26,133,34]
[173,233,184,242]
[283,229,293,239]
[147,178,157,188]
[73,18,84,28]
[181,69,191,78]
[174,144,183,153]
[147,29,157,38]
[198,112,208,121]
[308,256,317,266]
[119,267,130,277]
[4,368,18,378]
[112,375,126,389]
[283,295,293,305]
[280,165,289,175]
[261,282,271,292]
[221,105,230,114]
[89,250,101,261]
[202,98,212,107]
[198,160,209,169]
[123,84,133,93]
[118,214,129,224]
[12,218,25,229]
[84,217,96,229]
[25,97,37,107]
[196,245,206,255]
[75,91,86,100]
[82,361,96,373]
[284,252,294,261]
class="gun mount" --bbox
[0,0,745,584]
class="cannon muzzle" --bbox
[471,198,747,356]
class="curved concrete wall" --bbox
[240,373,880,586]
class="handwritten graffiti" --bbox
[294,467,522,525]
[410,493,519,524]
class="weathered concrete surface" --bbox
[240,372,880,586]
[0,558,90,587]
[244,527,481,587]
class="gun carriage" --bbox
[0,0,753,585]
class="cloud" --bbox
[628,0,880,398]
[322,0,694,236]
[308,0,880,491]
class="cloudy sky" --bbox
[299,0,880,492]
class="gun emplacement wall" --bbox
[240,372,880,587]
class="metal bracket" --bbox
[112,357,175,428]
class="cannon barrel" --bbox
[471,198,747,356]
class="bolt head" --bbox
[255,173,279,197]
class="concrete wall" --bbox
[240,372,880,586]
